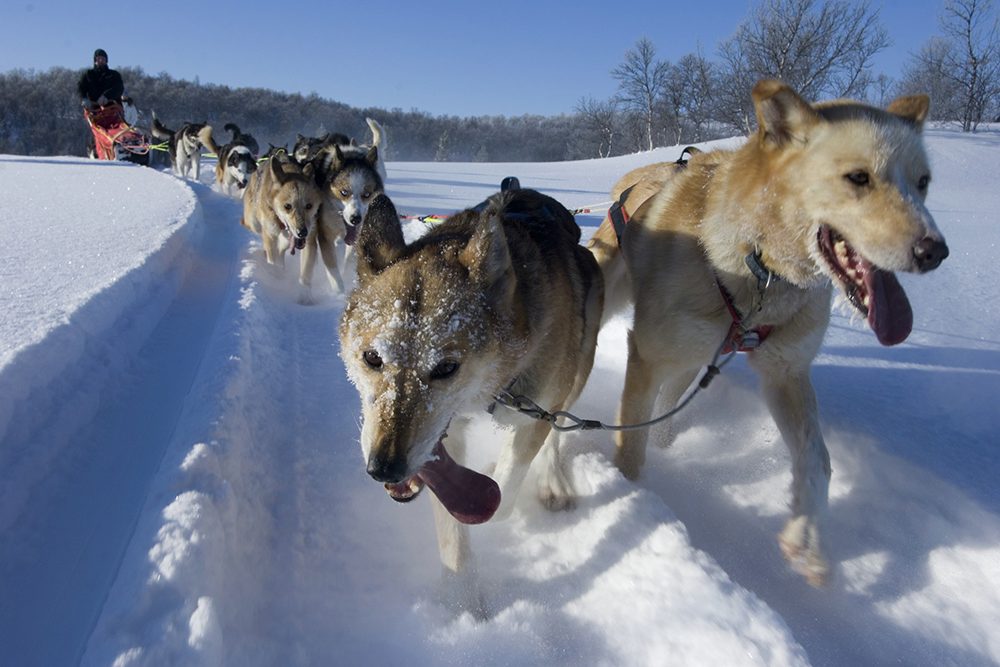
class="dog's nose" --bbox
[350,212,362,225]
[913,236,949,272]
[366,448,408,484]
[296,228,309,239]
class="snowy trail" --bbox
[4,132,998,666]
[0,179,245,665]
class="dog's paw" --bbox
[538,488,576,512]
[537,465,576,512]
[297,288,314,306]
[779,517,830,587]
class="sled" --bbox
[84,102,151,164]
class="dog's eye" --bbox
[340,189,350,197]
[362,191,372,199]
[430,359,459,380]
[284,203,292,211]
[363,350,383,369]
[305,203,313,210]
[917,174,930,191]
[845,170,870,187]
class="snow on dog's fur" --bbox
[588,79,949,586]
[340,190,603,614]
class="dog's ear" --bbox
[332,144,346,171]
[269,154,288,184]
[886,94,930,129]
[459,209,515,309]
[356,194,406,283]
[365,145,378,167]
[752,79,820,146]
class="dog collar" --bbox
[744,247,783,290]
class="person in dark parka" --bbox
[77,48,124,109]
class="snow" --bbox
[0,125,998,666]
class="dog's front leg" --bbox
[297,236,317,304]
[756,366,831,586]
[430,434,488,618]
[491,419,552,521]
[536,431,575,511]
[318,235,345,293]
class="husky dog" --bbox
[296,117,388,180]
[315,144,384,244]
[340,190,603,612]
[292,131,351,164]
[295,144,385,296]
[150,113,212,180]
[201,123,260,196]
[241,151,324,301]
[588,80,949,586]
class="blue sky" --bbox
[3,0,942,117]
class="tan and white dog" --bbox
[340,190,603,613]
[588,79,948,586]
[240,152,323,301]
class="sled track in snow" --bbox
[0,181,245,665]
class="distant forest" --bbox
[0,66,636,162]
[2,1,996,162]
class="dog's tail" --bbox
[150,112,173,140]
[224,123,241,143]
[586,209,628,326]
[198,125,219,155]
[366,117,384,151]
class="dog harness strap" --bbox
[609,185,635,244]
[715,277,772,353]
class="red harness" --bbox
[715,277,773,353]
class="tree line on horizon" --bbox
[1,0,996,162]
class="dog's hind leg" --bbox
[754,363,831,586]
[614,330,702,479]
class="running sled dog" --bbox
[240,152,325,302]
[200,123,260,196]
[150,113,212,180]
[588,80,949,585]
[340,190,603,612]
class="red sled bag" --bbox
[84,102,149,161]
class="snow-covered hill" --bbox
[0,129,998,666]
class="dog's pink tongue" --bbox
[417,441,500,525]
[865,266,913,346]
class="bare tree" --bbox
[575,96,618,157]
[896,37,966,122]
[612,38,670,150]
[941,0,1000,131]
[717,0,890,132]
[672,51,721,142]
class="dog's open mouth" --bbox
[344,221,360,246]
[383,439,501,525]
[817,225,913,346]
